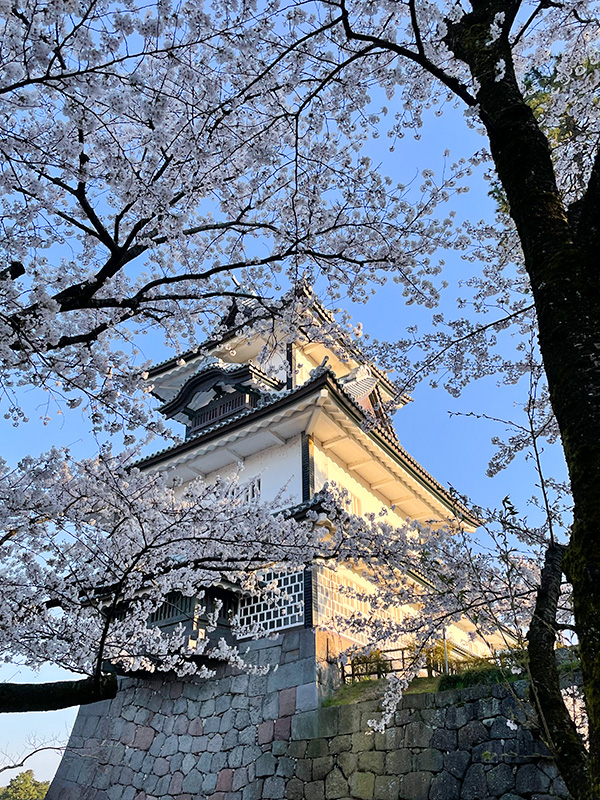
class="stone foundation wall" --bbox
[48,636,569,800]
[48,628,319,800]
[285,682,568,800]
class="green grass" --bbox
[404,676,442,694]
[323,664,526,708]
[322,679,385,706]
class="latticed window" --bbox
[314,565,405,646]
[237,568,304,635]
[148,591,197,625]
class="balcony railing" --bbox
[189,393,258,434]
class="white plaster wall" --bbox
[201,435,303,506]
[313,444,409,527]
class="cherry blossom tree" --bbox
[1,1,600,796]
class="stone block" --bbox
[472,740,506,764]
[242,745,262,766]
[305,780,325,800]
[312,756,335,781]
[286,777,304,800]
[207,733,224,752]
[188,717,204,735]
[445,703,474,729]
[386,748,412,775]
[350,771,375,800]
[501,695,527,723]
[400,771,432,800]
[263,776,286,798]
[283,630,301,651]
[182,770,204,793]
[337,751,358,779]
[219,708,237,733]
[186,700,201,718]
[267,659,314,692]
[160,735,178,757]
[248,674,268,696]
[242,779,264,800]
[515,764,551,794]
[306,738,329,758]
[461,764,487,800]
[283,648,300,663]
[358,750,384,775]
[149,732,166,756]
[415,748,444,773]
[152,756,170,777]
[257,720,274,745]
[279,687,296,717]
[487,763,516,795]
[374,775,400,800]
[338,705,361,735]
[292,712,319,740]
[430,771,460,800]
[431,728,457,751]
[198,750,214,771]
[325,767,348,799]
[202,771,218,794]
[170,752,184,772]
[216,768,233,791]
[444,750,470,780]
[352,731,374,753]
[238,725,256,746]
[329,734,352,754]
[276,755,296,778]
[255,752,277,778]
[232,767,248,791]
[296,682,319,712]
[204,715,221,734]
[404,692,432,709]
[173,715,189,735]
[168,772,184,795]
[212,750,228,773]
[235,710,251,730]
[287,741,308,758]
[223,728,239,750]
[477,697,501,718]
[259,647,283,666]
[190,734,209,753]
[457,720,488,750]
[262,691,279,719]
[295,758,312,782]
[404,720,433,748]
[231,674,250,695]
[173,696,188,714]
[315,707,339,738]
[228,746,244,768]
[274,716,291,741]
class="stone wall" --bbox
[285,682,568,800]
[48,628,319,800]
[48,631,569,800]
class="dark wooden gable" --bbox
[159,362,284,435]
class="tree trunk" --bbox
[0,673,118,713]
[528,544,590,799]
[445,5,600,797]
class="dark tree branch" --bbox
[0,673,117,713]
[337,0,477,107]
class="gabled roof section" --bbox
[158,359,283,420]
[146,287,403,407]
[136,366,479,528]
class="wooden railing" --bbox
[340,646,463,683]
[189,393,258,433]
